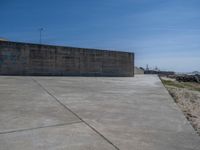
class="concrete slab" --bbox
[0,76,80,133]
[35,75,200,150]
[0,123,116,150]
[0,75,199,150]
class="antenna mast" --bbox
[39,28,44,44]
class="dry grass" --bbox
[162,79,200,92]
[161,80,184,88]
[182,82,200,92]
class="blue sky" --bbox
[0,0,200,72]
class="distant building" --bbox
[134,67,144,74]
[144,70,175,76]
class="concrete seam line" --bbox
[32,77,120,150]
[0,121,82,135]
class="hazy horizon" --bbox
[0,0,200,72]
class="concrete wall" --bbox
[0,41,134,76]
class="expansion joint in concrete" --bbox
[0,121,82,135]
[31,78,121,150]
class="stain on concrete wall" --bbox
[0,41,134,76]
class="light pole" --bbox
[39,28,44,44]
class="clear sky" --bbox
[0,0,200,72]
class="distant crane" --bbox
[146,64,149,71]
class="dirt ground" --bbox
[161,77,200,135]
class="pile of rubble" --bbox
[176,75,200,83]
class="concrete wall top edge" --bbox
[0,41,134,55]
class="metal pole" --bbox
[39,28,43,44]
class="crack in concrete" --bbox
[0,121,82,135]
[32,77,120,150]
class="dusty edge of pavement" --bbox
[160,76,200,136]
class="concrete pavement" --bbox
[0,75,199,150]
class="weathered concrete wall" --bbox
[0,41,134,76]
